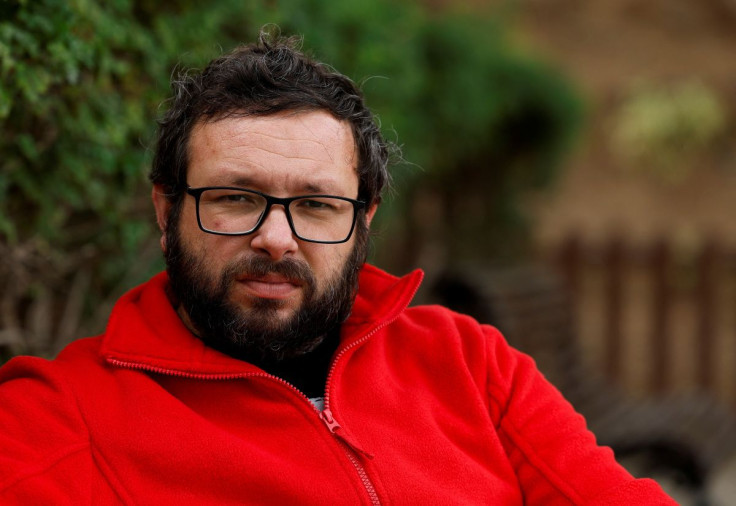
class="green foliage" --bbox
[0,0,582,358]
[2,0,149,250]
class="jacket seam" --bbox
[90,443,136,503]
[0,442,89,493]
[486,384,508,424]
[500,418,583,504]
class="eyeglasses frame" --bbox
[185,186,367,244]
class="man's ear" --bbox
[365,203,378,228]
[152,185,172,252]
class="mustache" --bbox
[224,255,316,286]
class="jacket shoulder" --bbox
[399,303,505,350]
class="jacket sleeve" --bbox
[0,356,92,504]
[482,325,677,505]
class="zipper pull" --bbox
[321,408,341,433]
[320,408,374,459]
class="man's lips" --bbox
[236,274,302,299]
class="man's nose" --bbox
[248,205,299,260]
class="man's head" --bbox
[150,32,390,221]
[150,32,391,362]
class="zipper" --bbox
[321,408,381,506]
[105,358,254,380]
[317,277,421,506]
[314,319,408,506]
[315,323,400,506]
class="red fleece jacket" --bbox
[0,265,675,504]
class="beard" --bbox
[164,207,369,364]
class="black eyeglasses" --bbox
[186,186,366,244]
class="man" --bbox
[0,33,675,504]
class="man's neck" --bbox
[176,304,202,338]
[173,297,340,398]
[260,327,341,399]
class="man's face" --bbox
[153,111,377,361]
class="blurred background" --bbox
[1,0,735,503]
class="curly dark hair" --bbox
[150,30,392,213]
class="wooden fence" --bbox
[553,235,736,407]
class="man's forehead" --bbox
[187,112,359,193]
[190,112,356,161]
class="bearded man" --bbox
[0,33,675,504]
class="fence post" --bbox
[650,239,671,393]
[604,236,624,381]
[557,234,582,303]
[695,240,718,389]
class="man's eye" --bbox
[296,199,343,213]
[213,193,257,205]
[301,199,332,209]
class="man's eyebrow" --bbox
[202,175,255,188]
[206,176,344,195]
[301,181,339,194]
[229,176,255,188]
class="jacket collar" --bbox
[100,264,423,376]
